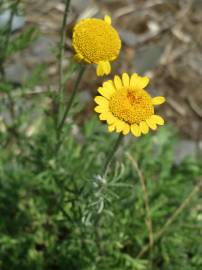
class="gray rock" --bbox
[71,0,94,13]
[5,62,29,84]
[0,10,25,31]
[79,91,91,105]
[134,44,164,73]
[187,51,202,76]
[193,0,202,8]
[174,140,197,164]
[119,29,139,47]
[31,36,55,62]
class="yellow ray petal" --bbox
[104,15,111,25]
[98,87,112,100]
[99,113,107,121]
[105,112,116,125]
[104,80,114,87]
[152,96,166,105]
[133,76,149,89]
[151,115,165,125]
[97,61,111,76]
[122,73,130,87]
[74,53,83,63]
[99,112,114,123]
[115,119,125,133]
[102,81,116,96]
[146,117,157,130]
[114,75,123,90]
[103,61,111,75]
[108,124,115,132]
[131,124,141,137]
[96,62,104,76]
[130,73,138,87]
[94,96,109,106]
[139,121,149,134]
[94,105,109,113]
[122,123,130,135]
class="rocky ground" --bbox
[1,0,202,161]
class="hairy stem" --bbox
[55,64,86,153]
[58,0,71,124]
[58,64,86,132]
[102,133,123,176]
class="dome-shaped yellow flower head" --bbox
[94,73,166,136]
[72,15,121,76]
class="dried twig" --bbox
[137,180,202,258]
[167,97,186,116]
[114,0,163,19]
[187,96,202,118]
[127,153,154,249]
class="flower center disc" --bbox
[73,19,121,63]
[109,88,154,124]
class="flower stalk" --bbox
[102,133,123,175]
[57,64,86,132]
[55,64,86,153]
[58,0,71,124]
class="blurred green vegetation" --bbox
[0,1,202,270]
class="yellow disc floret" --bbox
[72,16,121,76]
[109,88,154,125]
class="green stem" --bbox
[94,133,123,259]
[102,133,123,176]
[58,64,86,131]
[0,0,20,73]
[0,0,20,124]
[58,0,71,123]
[55,64,86,153]
[5,0,20,50]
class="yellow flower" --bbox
[72,15,121,76]
[94,73,166,137]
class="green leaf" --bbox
[6,26,39,56]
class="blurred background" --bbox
[1,0,202,159]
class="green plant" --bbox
[0,1,202,270]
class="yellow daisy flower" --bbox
[94,73,166,137]
[72,15,121,76]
